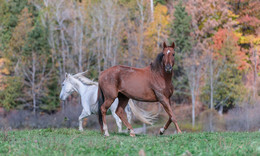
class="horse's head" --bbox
[162,42,175,73]
[59,73,75,101]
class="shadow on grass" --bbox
[109,132,147,137]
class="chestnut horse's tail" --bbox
[98,85,104,126]
[128,99,157,125]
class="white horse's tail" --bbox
[128,99,157,125]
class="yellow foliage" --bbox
[0,58,11,90]
[0,58,10,75]
[234,32,242,38]
[227,10,239,19]
[144,4,169,57]
[148,4,169,35]
[239,35,255,44]
[253,37,260,45]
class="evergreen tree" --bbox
[21,18,54,113]
[0,0,28,110]
[0,77,22,110]
[0,0,28,55]
[170,0,192,103]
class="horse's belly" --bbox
[120,88,157,102]
[118,76,157,102]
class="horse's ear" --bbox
[163,42,167,49]
[171,42,175,49]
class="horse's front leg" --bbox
[125,105,132,124]
[110,99,122,133]
[111,111,122,133]
[159,118,171,135]
[78,111,86,131]
[156,93,182,135]
[78,110,90,131]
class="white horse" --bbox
[59,72,156,132]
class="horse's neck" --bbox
[163,71,173,82]
[152,66,173,82]
[69,78,85,95]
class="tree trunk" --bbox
[32,53,36,115]
[209,50,214,132]
[143,123,146,134]
[78,25,83,72]
[210,52,214,110]
[191,90,195,127]
[218,104,223,115]
[137,0,144,66]
[150,0,154,21]
[252,48,258,102]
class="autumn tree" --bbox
[201,29,246,114]
[144,3,169,59]
[233,0,260,102]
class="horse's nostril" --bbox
[165,65,172,72]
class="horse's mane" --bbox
[150,52,164,72]
[73,71,98,86]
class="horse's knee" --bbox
[171,117,177,123]
[116,107,123,116]
[101,105,107,114]
[115,109,121,117]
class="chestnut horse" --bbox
[98,42,182,136]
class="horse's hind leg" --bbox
[116,94,135,137]
[101,98,115,136]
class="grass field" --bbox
[0,129,260,156]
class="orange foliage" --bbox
[213,29,250,70]
[212,29,230,51]
[0,58,10,90]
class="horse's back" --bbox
[99,65,149,86]
[99,65,157,101]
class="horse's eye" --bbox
[172,53,175,56]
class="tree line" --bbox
[0,0,259,126]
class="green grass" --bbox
[0,129,260,156]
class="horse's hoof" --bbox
[159,131,164,135]
[130,129,135,137]
[159,128,165,135]
[178,130,182,134]
[104,132,110,137]
[130,133,136,137]
[79,128,83,131]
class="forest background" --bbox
[0,0,259,132]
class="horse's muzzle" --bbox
[165,65,172,73]
[59,94,65,101]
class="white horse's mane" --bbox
[72,71,98,86]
